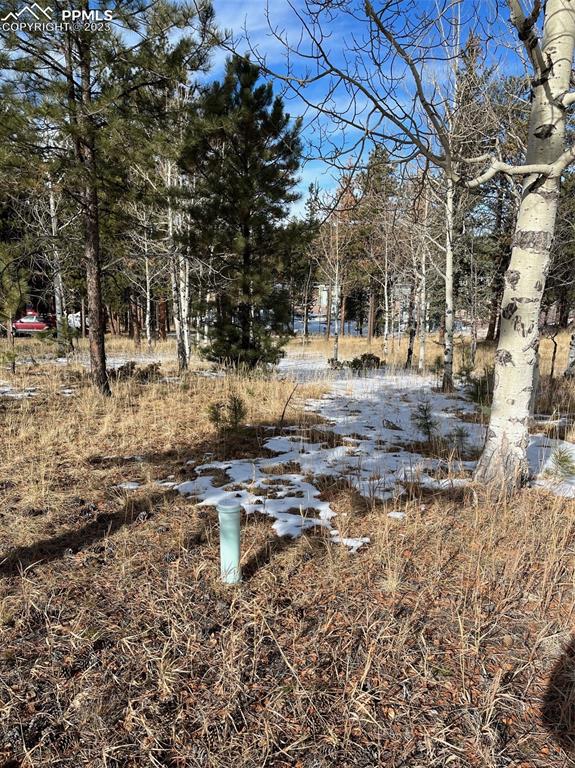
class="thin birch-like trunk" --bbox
[442,176,455,391]
[367,282,375,346]
[48,180,66,347]
[166,162,188,372]
[325,286,332,341]
[475,0,575,489]
[405,280,416,369]
[144,249,152,349]
[332,221,340,362]
[565,333,575,378]
[418,250,426,372]
[383,241,389,357]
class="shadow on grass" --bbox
[241,525,299,580]
[542,637,575,754]
[0,491,170,579]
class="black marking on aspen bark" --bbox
[487,428,497,440]
[523,337,539,353]
[515,296,538,304]
[502,301,518,320]
[495,349,514,366]
[533,123,556,139]
[531,186,560,202]
[535,280,543,292]
[513,316,534,338]
[506,270,521,288]
[512,230,553,252]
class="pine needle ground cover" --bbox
[1,344,575,766]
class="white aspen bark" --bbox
[565,333,575,378]
[166,161,188,371]
[418,249,426,372]
[383,240,389,357]
[179,253,191,360]
[196,261,203,346]
[48,180,65,342]
[332,219,340,362]
[442,176,454,391]
[529,349,540,419]
[144,248,152,349]
[475,0,575,489]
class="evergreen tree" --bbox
[0,0,214,391]
[182,56,303,366]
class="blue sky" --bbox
[208,0,521,216]
[211,0,348,216]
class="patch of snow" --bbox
[329,529,370,553]
[116,352,575,554]
[116,481,141,491]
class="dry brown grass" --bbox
[1,344,575,766]
[300,329,574,379]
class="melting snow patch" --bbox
[116,481,141,491]
[329,530,370,553]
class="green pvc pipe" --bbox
[216,498,242,584]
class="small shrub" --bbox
[110,361,137,381]
[0,350,17,374]
[448,425,469,457]
[430,355,443,376]
[207,402,226,431]
[469,365,495,406]
[226,393,248,429]
[458,346,475,384]
[134,362,161,383]
[347,352,382,372]
[108,361,161,383]
[547,447,575,480]
[207,392,247,432]
[328,358,345,370]
[411,399,439,442]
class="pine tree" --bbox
[0,0,214,391]
[182,56,303,366]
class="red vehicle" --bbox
[12,310,56,337]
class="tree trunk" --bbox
[48,179,67,350]
[171,253,188,371]
[442,176,455,391]
[302,264,312,341]
[475,0,575,490]
[550,335,558,381]
[558,296,571,328]
[485,290,500,342]
[565,333,575,378]
[144,239,153,348]
[332,264,340,362]
[383,243,390,357]
[107,306,118,335]
[405,281,416,369]
[418,251,427,372]
[7,313,15,375]
[340,293,346,338]
[325,286,332,341]
[76,14,109,396]
[131,295,142,349]
[367,286,375,345]
[158,297,168,341]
